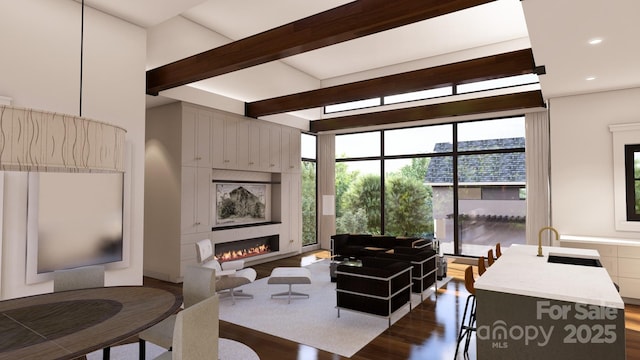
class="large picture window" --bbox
[335,117,526,257]
[301,133,318,247]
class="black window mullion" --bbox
[380,130,386,235]
[452,123,460,255]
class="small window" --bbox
[325,98,381,113]
[625,144,640,221]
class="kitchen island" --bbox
[474,244,625,359]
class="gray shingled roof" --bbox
[425,137,525,183]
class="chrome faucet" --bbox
[537,226,559,257]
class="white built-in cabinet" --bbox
[145,101,302,283]
[210,111,300,173]
[561,239,640,300]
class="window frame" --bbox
[624,144,640,221]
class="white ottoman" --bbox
[267,267,312,304]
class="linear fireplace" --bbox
[215,235,279,262]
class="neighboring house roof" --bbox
[425,137,525,184]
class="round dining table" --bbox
[0,286,182,360]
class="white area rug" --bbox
[219,259,451,358]
[86,338,259,360]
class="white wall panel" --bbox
[550,88,640,239]
[0,0,146,298]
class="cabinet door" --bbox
[258,123,271,171]
[289,174,302,250]
[248,122,261,170]
[281,127,292,171]
[195,110,212,167]
[269,125,281,172]
[181,107,198,166]
[223,116,238,169]
[195,167,211,233]
[281,127,301,173]
[181,167,197,234]
[181,167,211,234]
[289,128,301,172]
[236,119,250,169]
[211,115,225,168]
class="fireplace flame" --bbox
[216,244,271,262]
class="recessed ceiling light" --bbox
[589,38,603,45]
[586,76,596,81]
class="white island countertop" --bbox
[474,244,624,309]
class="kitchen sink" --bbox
[547,255,602,267]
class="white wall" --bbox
[0,0,146,299]
[550,87,640,240]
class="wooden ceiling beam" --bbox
[245,49,536,118]
[309,90,545,133]
[146,0,495,95]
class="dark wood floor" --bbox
[143,251,640,360]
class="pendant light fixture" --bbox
[0,0,126,173]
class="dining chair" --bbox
[53,265,104,292]
[487,249,495,266]
[53,265,109,358]
[454,266,476,359]
[477,256,486,276]
[195,239,257,304]
[139,265,216,359]
[495,242,502,258]
[153,294,219,360]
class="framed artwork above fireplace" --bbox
[212,182,271,227]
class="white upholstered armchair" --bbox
[195,239,257,304]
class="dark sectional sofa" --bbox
[376,246,437,299]
[335,257,413,326]
[331,234,438,323]
[331,233,429,258]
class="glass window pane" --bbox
[301,133,316,159]
[384,87,453,105]
[635,180,640,214]
[384,158,434,238]
[458,153,526,183]
[335,160,381,234]
[325,98,381,113]
[634,151,640,178]
[457,74,539,93]
[424,155,454,254]
[458,117,525,151]
[457,154,526,257]
[384,124,453,156]
[336,131,380,158]
[302,161,317,246]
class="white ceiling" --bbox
[79,0,640,122]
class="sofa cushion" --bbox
[371,235,395,249]
[349,234,372,246]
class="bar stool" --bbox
[487,249,495,266]
[454,266,476,359]
[477,256,486,276]
[496,242,502,258]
